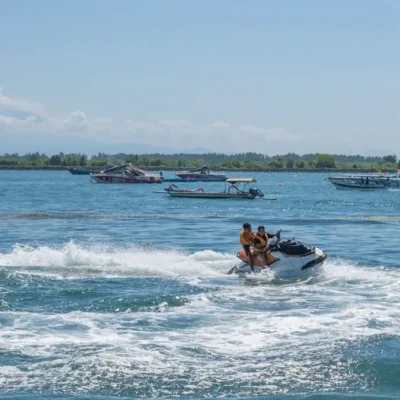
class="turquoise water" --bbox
[1,171,400,399]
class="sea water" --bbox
[0,171,399,399]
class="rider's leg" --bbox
[243,245,254,271]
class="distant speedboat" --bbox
[67,165,113,175]
[90,163,163,184]
[67,167,100,175]
[175,166,227,181]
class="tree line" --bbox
[0,152,399,170]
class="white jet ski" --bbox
[227,233,327,278]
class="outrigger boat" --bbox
[154,178,276,200]
[90,163,163,184]
[175,166,227,181]
[328,172,400,190]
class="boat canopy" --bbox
[102,163,147,176]
[186,165,210,173]
[226,178,256,183]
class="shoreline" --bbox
[0,166,388,173]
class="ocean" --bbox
[0,170,400,399]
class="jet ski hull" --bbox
[231,245,327,278]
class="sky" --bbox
[1,0,400,156]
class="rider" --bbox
[255,225,278,261]
[255,225,277,248]
[240,222,254,270]
[252,237,268,265]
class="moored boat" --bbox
[154,178,276,200]
[175,166,227,181]
[90,163,163,184]
[67,167,101,175]
[328,172,400,190]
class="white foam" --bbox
[0,242,237,278]
[2,251,400,395]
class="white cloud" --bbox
[124,119,143,129]
[0,115,38,126]
[0,87,300,153]
[213,121,231,129]
[64,111,89,131]
[0,87,45,116]
[0,116,18,125]
[61,112,112,133]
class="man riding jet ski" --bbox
[229,230,327,277]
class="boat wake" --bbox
[1,254,400,397]
[0,242,235,279]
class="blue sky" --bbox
[1,0,399,155]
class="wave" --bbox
[0,242,236,278]
[2,259,400,397]
[1,252,400,396]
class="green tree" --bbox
[79,155,88,166]
[126,154,140,164]
[307,160,315,168]
[152,158,163,167]
[246,161,263,170]
[268,158,284,169]
[232,160,243,168]
[177,160,187,168]
[295,159,305,169]
[140,156,150,166]
[383,154,397,164]
[49,155,62,166]
[316,154,336,168]
[286,159,294,169]
[62,156,78,166]
[221,161,233,168]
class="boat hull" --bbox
[90,175,162,184]
[175,173,226,181]
[330,181,387,190]
[233,247,327,278]
[167,191,256,199]
[68,167,100,175]
[328,175,400,189]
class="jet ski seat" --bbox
[275,240,314,256]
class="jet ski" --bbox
[227,232,327,278]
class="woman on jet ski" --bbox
[254,225,279,261]
[255,225,277,248]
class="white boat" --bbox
[328,172,400,190]
[90,163,163,184]
[154,178,276,200]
